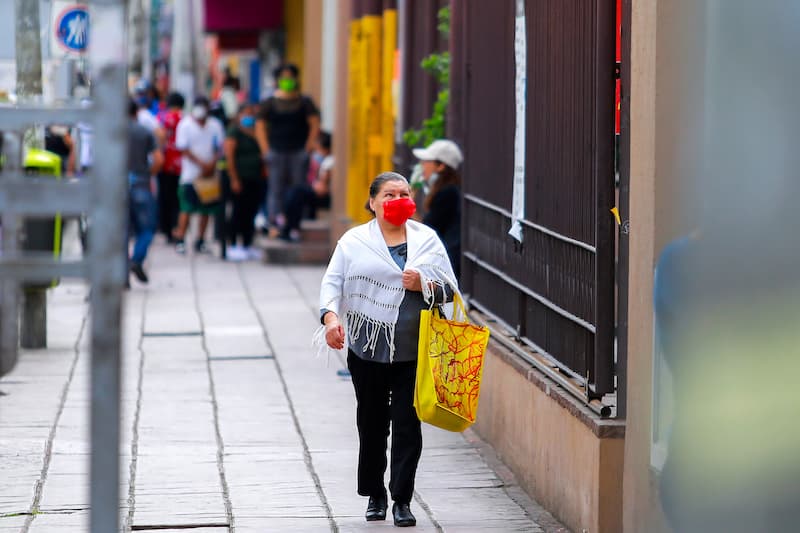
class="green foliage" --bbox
[403,6,451,149]
[437,6,451,41]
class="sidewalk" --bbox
[0,236,567,532]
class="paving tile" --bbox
[1,241,559,532]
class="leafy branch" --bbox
[403,6,451,148]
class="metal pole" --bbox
[0,132,22,376]
[20,289,46,348]
[88,2,128,530]
[89,62,127,533]
[15,0,47,349]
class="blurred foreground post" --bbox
[15,0,47,349]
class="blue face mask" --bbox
[240,115,255,128]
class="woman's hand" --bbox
[402,269,422,292]
[324,313,345,350]
[230,178,242,194]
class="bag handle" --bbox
[434,292,470,323]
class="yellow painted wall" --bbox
[284,0,305,71]
[346,9,397,224]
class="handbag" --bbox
[414,293,490,432]
[191,172,222,205]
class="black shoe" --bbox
[130,263,149,283]
[365,494,388,522]
[392,502,416,527]
[194,239,208,253]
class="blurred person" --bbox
[44,124,76,175]
[75,97,93,251]
[220,68,241,121]
[134,78,162,116]
[127,99,163,284]
[76,98,93,174]
[156,91,185,242]
[281,131,333,242]
[224,104,266,261]
[136,96,166,146]
[318,172,457,527]
[172,96,225,254]
[412,140,464,280]
[255,63,320,233]
[209,99,229,128]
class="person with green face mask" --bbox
[254,63,321,235]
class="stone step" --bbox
[260,239,332,265]
[298,218,330,244]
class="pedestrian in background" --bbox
[172,96,225,254]
[254,63,320,234]
[135,82,166,146]
[44,125,75,176]
[127,99,163,284]
[281,130,333,242]
[156,91,185,243]
[413,139,464,280]
[224,104,266,261]
[318,172,458,527]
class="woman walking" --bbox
[318,172,458,527]
[224,104,266,261]
[412,139,464,280]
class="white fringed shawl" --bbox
[315,219,460,360]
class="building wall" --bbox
[331,0,353,242]
[302,0,323,106]
[475,343,624,533]
[320,0,340,132]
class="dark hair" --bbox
[424,163,461,211]
[318,130,332,151]
[273,63,300,81]
[166,91,185,109]
[193,95,210,108]
[128,98,138,117]
[365,172,408,214]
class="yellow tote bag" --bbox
[414,294,490,432]
[192,174,222,204]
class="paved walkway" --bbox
[0,236,566,532]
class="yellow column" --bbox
[346,17,365,223]
[284,0,305,70]
[381,9,397,173]
[346,8,398,225]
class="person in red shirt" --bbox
[157,92,185,243]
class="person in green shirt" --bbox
[224,104,266,261]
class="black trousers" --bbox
[231,179,266,247]
[157,172,180,238]
[347,351,422,504]
[283,184,331,234]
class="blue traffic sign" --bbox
[55,5,90,53]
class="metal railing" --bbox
[0,2,128,531]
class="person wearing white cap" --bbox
[412,139,464,279]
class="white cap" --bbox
[413,139,464,169]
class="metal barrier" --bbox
[0,2,127,531]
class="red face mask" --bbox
[382,197,417,226]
